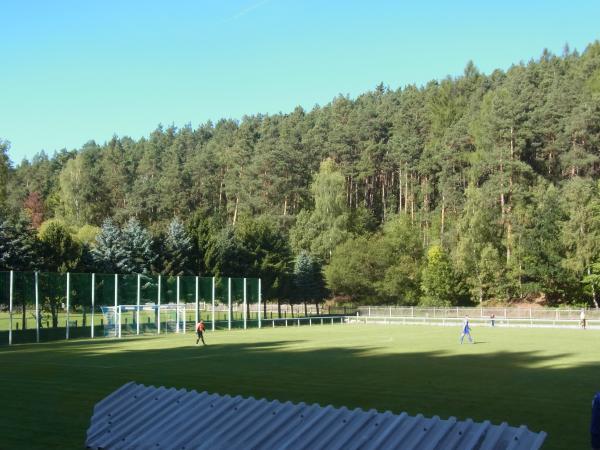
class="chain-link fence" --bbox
[0,271,263,345]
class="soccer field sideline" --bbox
[0,324,597,449]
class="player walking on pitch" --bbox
[195,319,206,345]
[460,316,474,344]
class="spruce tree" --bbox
[163,217,194,275]
[91,218,127,273]
[293,251,326,313]
[121,217,155,274]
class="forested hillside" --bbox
[2,43,600,307]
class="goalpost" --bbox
[100,304,187,338]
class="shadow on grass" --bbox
[0,334,594,450]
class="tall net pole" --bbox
[8,271,13,345]
[182,276,186,334]
[35,271,39,343]
[114,274,121,339]
[258,278,262,329]
[176,276,180,333]
[228,277,232,330]
[66,272,70,340]
[195,276,199,324]
[243,278,247,330]
[136,274,141,335]
[211,277,215,332]
[157,275,161,335]
[91,273,95,338]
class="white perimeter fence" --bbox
[354,306,598,329]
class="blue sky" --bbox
[2,0,599,163]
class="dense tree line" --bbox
[2,42,600,307]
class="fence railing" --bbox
[358,306,594,320]
[264,316,346,328]
[347,315,594,329]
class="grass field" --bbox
[0,324,596,449]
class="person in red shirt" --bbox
[195,319,206,345]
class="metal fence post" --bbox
[91,273,95,338]
[66,272,70,339]
[529,307,533,326]
[243,278,247,330]
[211,277,216,332]
[258,279,262,329]
[228,278,232,331]
[157,275,161,335]
[35,271,39,343]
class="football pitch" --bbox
[0,324,596,449]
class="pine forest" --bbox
[2,43,600,308]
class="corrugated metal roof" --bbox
[86,382,547,450]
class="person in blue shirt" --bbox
[460,316,474,344]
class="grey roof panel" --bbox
[85,382,547,450]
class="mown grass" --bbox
[0,323,596,449]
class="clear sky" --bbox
[2,0,599,163]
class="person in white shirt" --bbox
[580,309,587,330]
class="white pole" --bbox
[157,275,161,335]
[91,273,95,338]
[35,271,39,343]
[211,277,216,332]
[176,276,180,333]
[195,276,199,325]
[182,277,186,334]
[65,272,71,339]
[258,278,262,329]
[228,278,232,330]
[136,274,141,335]
[9,270,13,345]
[115,274,121,339]
[243,278,247,330]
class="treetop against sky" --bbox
[2,0,599,162]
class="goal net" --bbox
[100,304,188,338]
